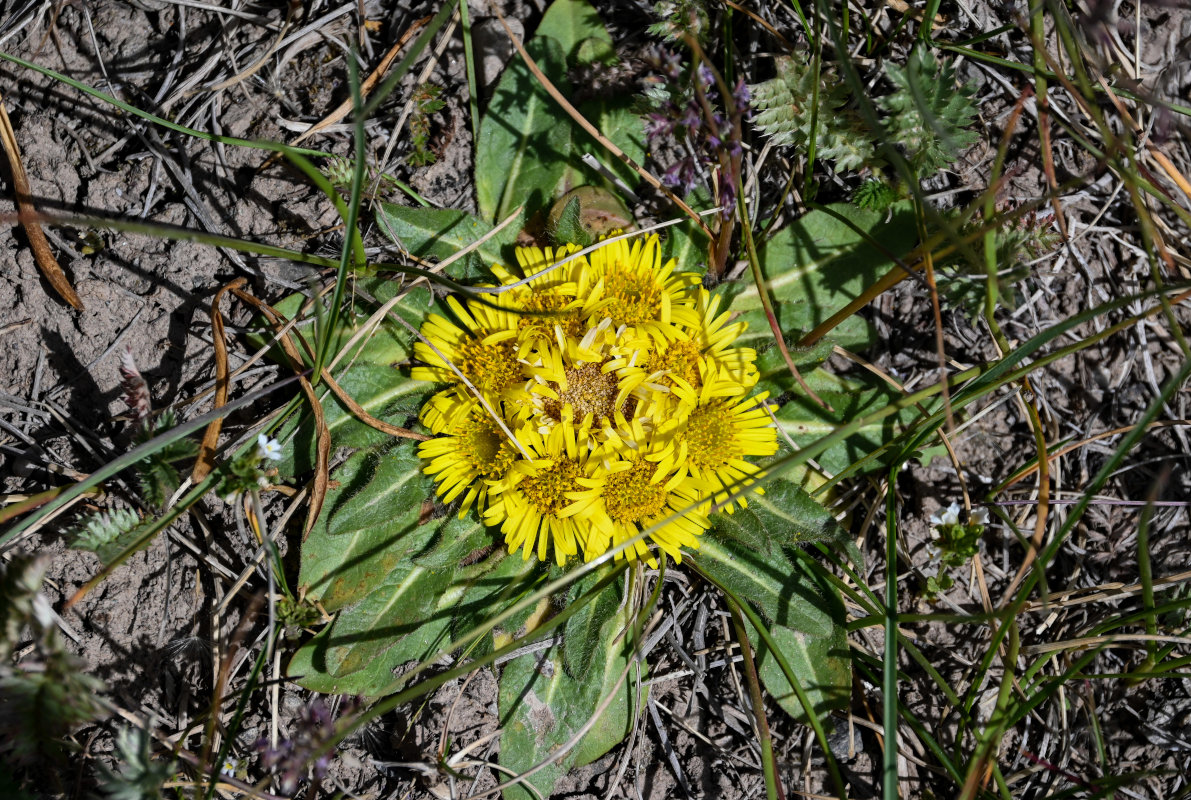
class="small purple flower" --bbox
[643,52,743,211]
[645,113,676,140]
[679,103,702,134]
[717,171,737,220]
[645,47,683,80]
[255,698,348,793]
[732,78,750,109]
[662,158,699,195]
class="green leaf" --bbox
[294,488,543,695]
[749,337,835,398]
[661,187,714,271]
[534,0,610,62]
[693,528,835,637]
[549,195,592,248]
[316,562,455,680]
[450,553,543,657]
[256,282,442,373]
[569,98,645,193]
[298,441,438,612]
[563,563,622,681]
[274,361,433,476]
[744,615,851,724]
[498,604,639,800]
[774,368,915,476]
[726,480,851,550]
[697,520,852,724]
[292,439,547,695]
[375,205,521,280]
[878,44,978,173]
[476,36,573,223]
[749,57,877,172]
[288,580,452,696]
[290,556,539,697]
[70,509,155,568]
[414,515,496,571]
[575,36,617,66]
[725,203,919,351]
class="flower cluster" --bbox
[643,50,749,219]
[254,698,343,794]
[413,234,778,566]
[218,434,283,502]
[921,502,990,599]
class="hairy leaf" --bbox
[375,205,521,281]
[694,526,835,637]
[298,440,439,612]
[750,57,876,171]
[563,562,622,681]
[476,37,573,223]
[743,615,851,724]
[727,203,919,352]
[878,44,978,173]
[534,0,609,61]
[774,368,916,476]
[498,604,639,800]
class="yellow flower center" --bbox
[519,457,582,516]
[519,290,584,339]
[685,404,738,470]
[542,361,627,426]
[604,265,660,326]
[603,459,669,525]
[648,339,702,388]
[455,338,521,394]
[458,414,518,480]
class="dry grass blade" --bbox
[288,15,431,146]
[196,5,296,96]
[191,277,244,482]
[0,94,82,310]
[319,370,429,442]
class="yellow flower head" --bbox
[413,233,777,565]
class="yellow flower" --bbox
[418,401,521,516]
[411,296,523,402]
[412,232,777,566]
[578,233,701,336]
[483,422,591,565]
[668,367,779,511]
[571,454,708,566]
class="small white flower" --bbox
[970,506,989,525]
[929,502,961,528]
[257,433,283,462]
